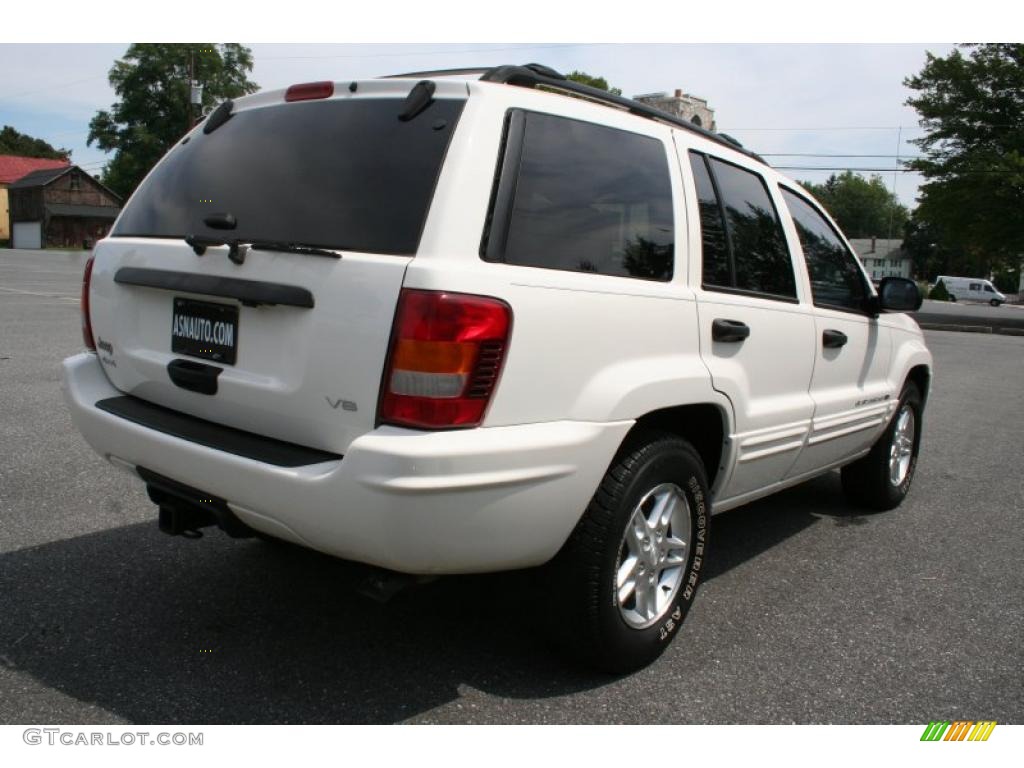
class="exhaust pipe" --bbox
[355,569,438,603]
[139,466,438,601]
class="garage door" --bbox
[13,221,42,249]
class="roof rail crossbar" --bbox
[382,67,492,79]
[479,64,766,165]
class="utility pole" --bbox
[188,47,204,130]
[187,47,194,131]
[886,125,902,242]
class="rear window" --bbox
[482,110,674,281]
[112,97,466,255]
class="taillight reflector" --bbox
[379,290,512,429]
[285,81,335,102]
[81,256,96,351]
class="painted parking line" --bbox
[0,286,78,301]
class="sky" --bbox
[0,43,956,209]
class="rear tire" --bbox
[841,382,923,511]
[543,432,710,673]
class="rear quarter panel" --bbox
[406,84,730,427]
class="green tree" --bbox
[565,70,622,96]
[800,171,908,240]
[928,279,951,301]
[88,44,258,199]
[905,44,1024,276]
[0,125,70,160]
[902,215,962,282]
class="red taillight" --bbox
[285,81,335,102]
[81,256,96,351]
[379,290,512,429]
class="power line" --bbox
[775,167,922,172]
[260,43,586,61]
[727,123,1019,132]
[0,74,108,102]
[775,166,1018,173]
[721,125,928,132]
[765,154,925,159]
[0,44,587,102]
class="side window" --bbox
[969,283,981,291]
[688,152,730,286]
[781,187,867,311]
[688,151,796,300]
[482,110,674,281]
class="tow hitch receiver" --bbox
[138,466,255,539]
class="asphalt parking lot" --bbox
[1,249,1022,724]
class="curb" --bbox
[919,323,992,334]
[919,323,1024,337]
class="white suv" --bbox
[63,64,932,672]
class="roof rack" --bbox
[381,67,492,79]
[378,63,765,165]
[480,63,766,165]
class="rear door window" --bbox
[482,110,674,281]
[112,97,466,255]
[688,152,796,300]
[688,152,731,287]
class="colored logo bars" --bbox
[920,721,997,741]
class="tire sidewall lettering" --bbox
[891,392,922,498]
[586,437,713,671]
[663,472,707,641]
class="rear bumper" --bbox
[62,353,632,574]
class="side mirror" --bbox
[877,277,922,313]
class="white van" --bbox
[937,275,1007,306]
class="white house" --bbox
[850,238,913,281]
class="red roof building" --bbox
[1,154,71,240]
[0,154,70,185]
[7,165,121,249]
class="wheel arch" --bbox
[619,403,730,492]
[906,363,932,406]
[889,330,933,407]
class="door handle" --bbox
[712,319,750,343]
[822,329,848,348]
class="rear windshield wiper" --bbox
[250,241,341,259]
[184,235,340,265]
[185,234,237,258]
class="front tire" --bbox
[543,433,710,673]
[990,299,1002,307]
[841,382,923,510]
